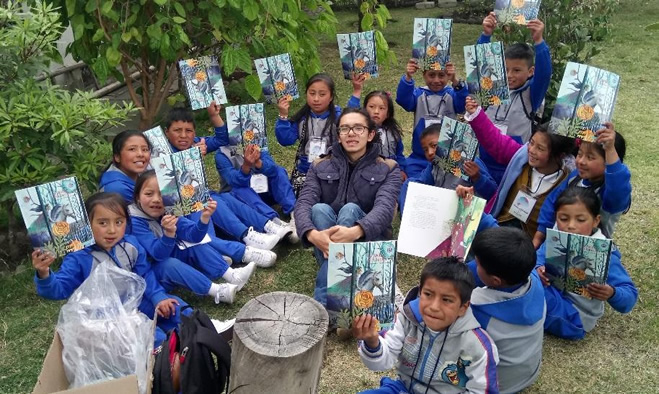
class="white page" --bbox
[397,182,459,257]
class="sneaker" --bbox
[242,227,279,250]
[214,283,238,304]
[264,220,292,241]
[211,318,235,341]
[227,262,256,291]
[274,217,300,244]
[242,246,277,268]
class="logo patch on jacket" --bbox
[440,357,471,387]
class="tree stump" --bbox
[228,292,329,394]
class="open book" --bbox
[142,126,173,159]
[16,177,95,257]
[464,42,510,107]
[412,18,452,71]
[178,55,228,110]
[254,53,299,104]
[494,0,542,25]
[337,31,379,80]
[432,116,479,181]
[545,229,612,298]
[549,62,620,142]
[225,103,268,154]
[327,241,397,331]
[398,183,485,259]
[151,147,211,216]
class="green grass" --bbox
[2,1,659,392]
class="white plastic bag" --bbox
[56,262,153,394]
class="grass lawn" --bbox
[2,0,659,392]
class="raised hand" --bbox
[277,97,291,118]
[201,199,217,224]
[526,19,545,44]
[32,249,55,279]
[352,314,381,349]
[482,12,497,36]
[161,214,179,238]
[405,58,419,81]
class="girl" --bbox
[32,192,188,345]
[464,96,573,238]
[534,124,630,246]
[277,73,356,196]
[130,171,277,293]
[535,187,637,340]
[99,130,151,202]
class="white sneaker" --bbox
[264,220,292,241]
[242,227,279,250]
[226,262,256,291]
[214,283,238,304]
[242,246,277,268]
[211,318,235,341]
[274,217,300,244]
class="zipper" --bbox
[180,346,189,364]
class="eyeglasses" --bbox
[338,124,368,135]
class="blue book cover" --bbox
[142,126,173,159]
[464,42,510,107]
[178,55,228,110]
[435,117,480,181]
[412,18,452,71]
[15,177,95,257]
[254,53,299,104]
[337,31,379,80]
[494,0,542,25]
[225,103,268,154]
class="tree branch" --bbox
[120,60,146,119]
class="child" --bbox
[353,257,498,393]
[535,187,637,339]
[276,73,356,196]
[464,96,573,238]
[99,130,151,202]
[478,14,551,184]
[468,227,545,394]
[398,123,498,213]
[534,124,630,246]
[32,192,189,345]
[395,60,468,178]
[163,105,290,248]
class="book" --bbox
[178,55,228,110]
[412,18,453,71]
[464,42,510,107]
[398,183,486,259]
[337,31,379,80]
[494,0,542,25]
[549,62,620,142]
[254,53,299,104]
[142,126,173,159]
[225,103,268,153]
[434,116,479,181]
[545,229,613,298]
[150,147,211,216]
[327,241,397,331]
[15,177,95,257]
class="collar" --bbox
[511,78,532,93]
[309,109,330,120]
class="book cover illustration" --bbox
[464,42,510,107]
[151,147,211,216]
[337,31,379,80]
[327,241,397,331]
[412,18,452,71]
[549,62,620,142]
[225,103,268,154]
[434,117,479,181]
[178,55,228,110]
[545,229,612,298]
[254,53,299,104]
[425,194,486,259]
[494,0,542,25]
[142,126,173,159]
[15,177,95,257]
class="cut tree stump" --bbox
[228,292,329,394]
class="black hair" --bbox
[472,227,536,286]
[337,107,380,147]
[505,43,535,68]
[555,186,601,218]
[85,192,130,228]
[133,170,157,204]
[102,130,152,176]
[363,90,403,143]
[579,131,627,163]
[420,123,442,139]
[165,106,196,130]
[291,73,337,127]
[420,257,475,304]
[531,123,574,170]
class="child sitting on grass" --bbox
[353,257,498,394]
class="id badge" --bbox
[509,190,537,223]
[493,121,509,135]
[250,173,269,194]
[178,234,212,250]
[308,138,327,163]
[425,118,442,127]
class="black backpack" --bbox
[152,307,232,394]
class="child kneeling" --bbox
[353,257,498,393]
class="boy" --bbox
[163,104,290,250]
[468,227,546,394]
[396,61,468,178]
[353,257,498,394]
[398,124,497,214]
[478,13,551,184]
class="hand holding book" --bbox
[586,283,615,301]
[352,314,381,349]
[31,249,55,279]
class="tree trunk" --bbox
[228,292,329,394]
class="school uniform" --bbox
[395,76,468,178]
[99,164,137,203]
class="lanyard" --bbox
[424,94,446,118]
[526,166,560,195]
[493,91,519,122]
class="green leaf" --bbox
[361,13,373,31]
[154,0,167,5]
[174,2,186,17]
[172,16,186,24]
[101,0,114,15]
[84,0,97,13]
[106,46,122,67]
[245,74,262,101]
[66,0,76,16]
[92,28,105,42]
[360,2,370,14]
[121,31,132,43]
[243,0,259,21]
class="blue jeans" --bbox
[311,202,365,305]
